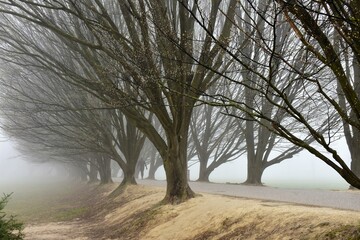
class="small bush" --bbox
[0,193,24,240]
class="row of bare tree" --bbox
[0,0,359,203]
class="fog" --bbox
[0,136,69,186]
[146,139,350,190]
[0,133,350,190]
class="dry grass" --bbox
[4,182,360,240]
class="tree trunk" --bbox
[88,160,99,183]
[99,157,113,184]
[243,159,264,185]
[111,160,121,178]
[349,132,360,187]
[162,134,195,204]
[196,147,211,182]
[110,156,137,198]
[197,162,210,182]
[197,158,225,182]
[147,156,162,180]
[116,156,137,186]
[147,149,156,179]
[135,163,140,179]
[120,167,137,185]
[341,57,360,189]
[351,154,360,178]
[350,152,360,189]
[197,173,210,182]
[350,59,360,181]
[147,163,156,180]
[71,162,88,182]
[340,168,360,189]
[80,171,88,182]
[110,162,137,198]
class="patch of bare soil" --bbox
[23,184,360,240]
[24,221,87,240]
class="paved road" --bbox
[136,179,360,212]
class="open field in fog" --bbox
[0,180,84,223]
[1,181,360,239]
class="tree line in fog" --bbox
[0,0,359,203]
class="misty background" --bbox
[0,131,349,189]
[0,0,358,198]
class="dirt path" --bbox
[24,220,88,240]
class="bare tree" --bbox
[190,86,246,182]
[186,0,360,188]
[274,0,360,187]
[109,109,147,187]
[140,138,163,180]
[340,57,360,183]
[0,0,238,203]
[234,1,311,185]
[0,58,146,186]
[332,8,360,186]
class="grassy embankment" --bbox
[1,180,360,239]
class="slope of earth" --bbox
[5,182,360,239]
